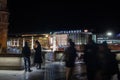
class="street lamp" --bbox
[106,32,112,36]
[106,32,113,44]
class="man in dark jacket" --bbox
[64,39,78,80]
[83,35,98,80]
[22,41,32,72]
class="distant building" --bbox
[7,33,50,53]
[51,30,92,51]
[96,33,120,44]
[96,33,120,50]
[7,30,93,53]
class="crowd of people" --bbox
[22,36,120,80]
[64,36,120,80]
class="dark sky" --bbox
[7,1,120,34]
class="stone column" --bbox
[22,38,25,47]
[0,0,9,54]
[0,28,8,53]
[31,36,34,49]
[17,39,19,47]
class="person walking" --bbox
[34,40,43,69]
[22,41,32,72]
[95,42,120,80]
[64,39,78,80]
[83,35,98,80]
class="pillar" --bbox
[0,0,9,54]
[31,36,34,49]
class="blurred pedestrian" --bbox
[22,41,32,72]
[95,42,119,80]
[83,35,98,80]
[34,40,43,69]
[64,39,78,80]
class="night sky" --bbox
[7,1,120,34]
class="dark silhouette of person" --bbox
[34,40,43,69]
[95,42,120,80]
[22,41,32,72]
[64,39,78,80]
[83,35,98,80]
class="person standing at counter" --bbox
[22,41,32,72]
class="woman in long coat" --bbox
[34,40,43,69]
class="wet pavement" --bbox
[0,61,119,80]
[0,67,44,80]
[0,61,87,80]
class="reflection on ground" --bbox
[0,61,87,80]
[0,61,119,80]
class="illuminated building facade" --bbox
[96,33,120,50]
[51,30,92,51]
[7,33,50,53]
[7,30,92,53]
